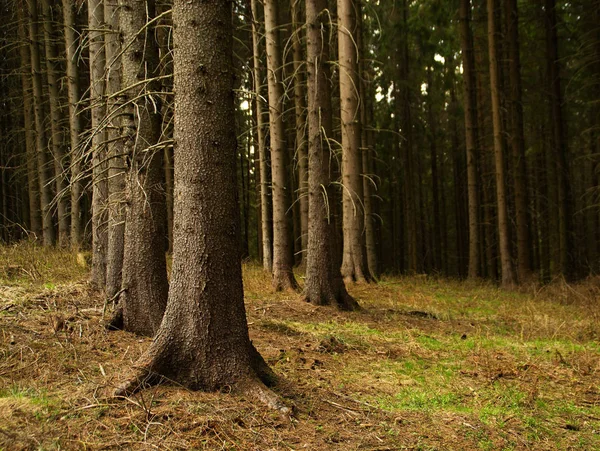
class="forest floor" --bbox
[1,245,600,450]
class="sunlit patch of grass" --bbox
[0,242,87,286]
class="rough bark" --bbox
[28,0,56,246]
[88,0,108,288]
[109,0,169,337]
[115,1,287,414]
[41,0,69,247]
[250,0,272,272]
[264,0,298,291]
[339,0,368,283]
[487,0,516,287]
[62,0,84,249]
[104,0,126,302]
[303,0,359,310]
[17,5,42,239]
[459,0,481,279]
[504,0,531,282]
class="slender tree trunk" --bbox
[251,0,273,272]
[41,0,69,247]
[339,0,368,283]
[28,0,56,246]
[115,1,286,413]
[264,0,298,291]
[487,0,515,287]
[358,0,377,279]
[544,0,571,278]
[108,0,169,336]
[88,0,108,288]
[62,0,84,249]
[459,0,481,279]
[104,0,126,302]
[291,0,308,266]
[427,67,442,272]
[303,0,359,310]
[17,5,41,239]
[504,0,531,282]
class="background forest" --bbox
[1,0,600,449]
[0,0,598,285]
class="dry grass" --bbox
[1,244,600,450]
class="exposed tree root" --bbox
[237,377,292,418]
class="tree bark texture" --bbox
[89,0,108,287]
[339,0,368,283]
[114,0,169,336]
[250,0,273,272]
[459,0,481,279]
[104,0,126,302]
[303,0,359,310]
[41,0,69,247]
[291,0,308,266]
[487,0,515,287]
[17,5,42,239]
[264,0,298,291]
[62,0,84,248]
[116,0,281,399]
[28,0,56,246]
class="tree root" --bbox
[114,368,160,397]
[237,377,292,418]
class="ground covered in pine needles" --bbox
[1,244,600,450]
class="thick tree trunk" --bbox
[109,0,169,337]
[41,0,69,247]
[487,0,516,287]
[28,0,56,246]
[62,0,83,249]
[17,6,41,239]
[303,0,359,310]
[116,1,286,413]
[504,0,531,282]
[88,0,108,288]
[264,0,298,291]
[104,0,126,302]
[339,0,368,283]
[250,0,273,273]
[459,0,481,279]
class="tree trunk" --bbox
[544,0,571,278]
[303,0,359,310]
[264,0,298,291]
[291,0,308,266]
[487,0,515,287]
[115,1,286,413]
[504,0,531,282]
[109,0,169,337]
[88,0,108,288]
[459,0,481,279]
[41,0,69,247]
[104,0,126,302]
[339,0,368,283]
[250,0,273,273]
[27,0,56,246]
[17,5,41,239]
[62,0,84,249]
[357,0,378,279]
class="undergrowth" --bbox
[1,245,599,450]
